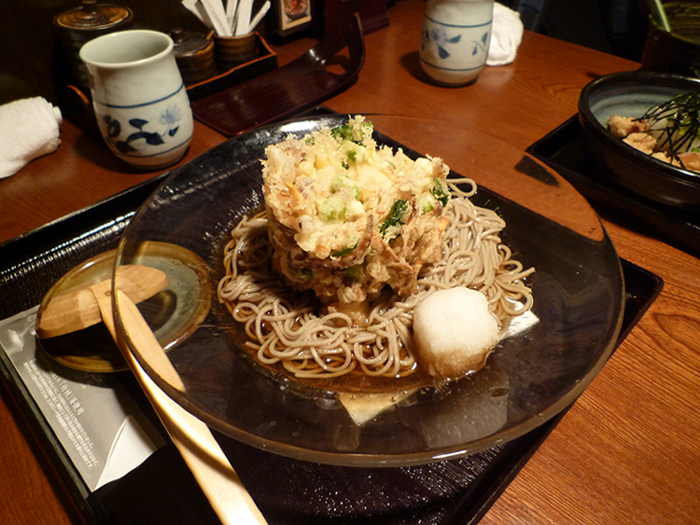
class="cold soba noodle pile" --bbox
[217,118,534,388]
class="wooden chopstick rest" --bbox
[37,264,168,338]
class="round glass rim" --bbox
[112,114,626,467]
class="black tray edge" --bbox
[0,173,167,265]
[527,115,700,259]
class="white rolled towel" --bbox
[0,97,62,179]
[487,2,524,66]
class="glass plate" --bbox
[113,115,624,467]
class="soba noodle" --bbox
[217,178,535,380]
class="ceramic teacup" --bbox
[641,3,700,78]
[80,30,194,170]
[420,0,495,86]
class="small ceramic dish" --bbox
[578,70,700,210]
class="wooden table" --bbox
[2,1,699,523]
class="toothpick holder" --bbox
[213,33,258,72]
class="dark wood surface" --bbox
[2,1,700,523]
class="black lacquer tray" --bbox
[527,115,700,258]
[0,162,662,524]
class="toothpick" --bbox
[199,0,231,36]
[247,1,270,33]
[234,0,254,35]
[225,0,238,30]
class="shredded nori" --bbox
[641,92,700,159]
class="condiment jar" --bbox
[54,0,133,91]
[171,29,217,86]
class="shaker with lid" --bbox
[171,29,217,86]
[54,0,133,91]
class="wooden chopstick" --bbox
[90,280,267,525]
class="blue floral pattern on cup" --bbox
[103,105,183,155]
[419,0,494,86]
[422,27,490,59]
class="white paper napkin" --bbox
[0,307,166,490]
[487,2,525,66]
[0,97,62,179]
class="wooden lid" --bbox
[54,0,132,31]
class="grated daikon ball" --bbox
[413,287,500,379]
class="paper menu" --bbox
[0,307,166,491]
